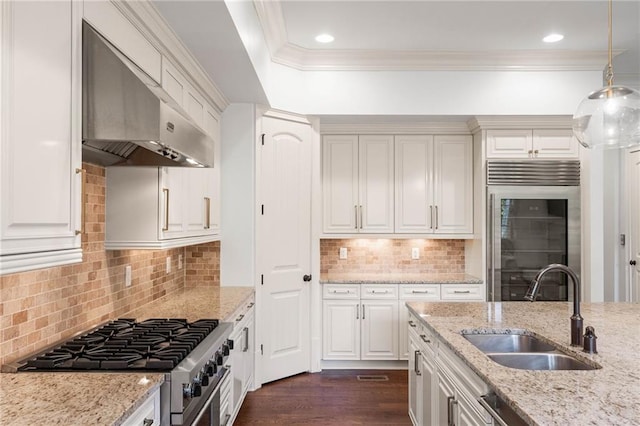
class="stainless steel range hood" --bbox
[82,22,214,167]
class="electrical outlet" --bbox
[166,256,172,274]
[178,254,183,270]
[339,247,348,260]
[125,265,132,287]
[411,247,420,260]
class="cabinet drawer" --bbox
[399,284,440,300]
[121,389,160,426]
[323,284,360,299]
[441,284,484,301]
[361,284,398,299]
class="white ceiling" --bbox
[153,0,640,106]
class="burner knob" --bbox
[227,339,234,350]
[215,351,224,366]
[201,373,209,387]
[204,361,215,376]
[222,343,230,356]
[192,382,202,397]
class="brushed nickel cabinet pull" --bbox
[453,290,471,294]
[430,205,433,229]
[143,419,154,426]
[414,350,421,376]
[204,197,211,229]
[359,205,363,229]
[75,168,86,235]
[356,304,359,320]
[435,206,439,230]
[354,205,358,229]
[162,188,170,231]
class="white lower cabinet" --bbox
[121,388,160,426]
[322,284,398,360]
[323,283,483,362]
[228,298,255,425]
[409,311,493,426]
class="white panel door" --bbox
[184,168,214,235]
[0,1,81,256]
[161,58,186,107]
[433,135,473,234]
[408,334,422,426]
[322,300,360,360]
[395,135,434,233]
[322,135,358,233]
[361,300,398,359]
[159,167,186,239]
[259,116,311,384]
[629,150,640,302]
[486,129,532,158]
[358,135,394,233]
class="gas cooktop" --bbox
[16,318,221,372]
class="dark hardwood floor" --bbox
[234,369,411,425]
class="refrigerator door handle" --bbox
[489,193,496,302]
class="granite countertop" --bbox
[0,286,254,426]
[320,272,482,284]
[406,301,640,425]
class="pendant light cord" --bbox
[606,0,614,87]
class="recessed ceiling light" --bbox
[315,33,334,44]
[543,33,564,43]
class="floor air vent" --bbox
[356,375,389,382]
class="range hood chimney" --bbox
[82,22,214,167]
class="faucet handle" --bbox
[583,326,597,354]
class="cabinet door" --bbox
[185,86,205,128]
[358,135,394,233]
[204,105,221,234]
[228,323,244,418]
[322,135,358,233]
[457,394,488,426]
[322,300,360,360]
[399,304,410,360]
[408,334,422,426]
[395,135,434,233]
[486,129,532,158]
[436,369,457,426]
[532,129,580,159]
[433,135,473,234]
[361,300,398,359]
[159,167,186,239]
[242,308,255,391]
[162,57,186,107]
[1,1,81,262]
[420,348,436,426]
[184,168,208,234]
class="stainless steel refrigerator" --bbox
[487,161,581,302]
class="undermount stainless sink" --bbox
[487,353,597,371]
[462,333,556,353]
[461,331,600,371]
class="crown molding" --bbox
[320,121,471,135]
[117,1,229,112]
[467,115,573,133]
[254,0,619,72]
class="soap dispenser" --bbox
[583,326,597,354]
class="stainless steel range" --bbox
[9,318,233,425]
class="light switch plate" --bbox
[166,256,171,273]
[125,265,132,287]
[411,247,420,260]
[178,254,183,270]
[339,247,348,259]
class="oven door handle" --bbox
[190,367,231,425]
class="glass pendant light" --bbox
[572,0,640,150]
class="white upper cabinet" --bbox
[322,135,393,234]
[0,1,82,274]
[106,167,218,249]
[487,129,579,159]
[83,0,161,83]
[395,135,473,234]
[433,135,473,234]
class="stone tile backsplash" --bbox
[0,163,220,366]
[320,238,465,275]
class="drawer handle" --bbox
[247,302,254,308]
[235,314,245,322]
[370,290,389,294]
[411,290,431,294]
[331,290,351,294]
[420,334,431,343]
[143,419,154,426]
[453,290,471,294]
[408,320,417,328]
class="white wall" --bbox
[220,103,256,287]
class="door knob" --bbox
[303,274,312,282]
[631,260,637,266]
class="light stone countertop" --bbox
[320,272,482,284]
[0,286,254,426]
[406,301,640,426]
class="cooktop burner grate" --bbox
[18,318,220,372]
